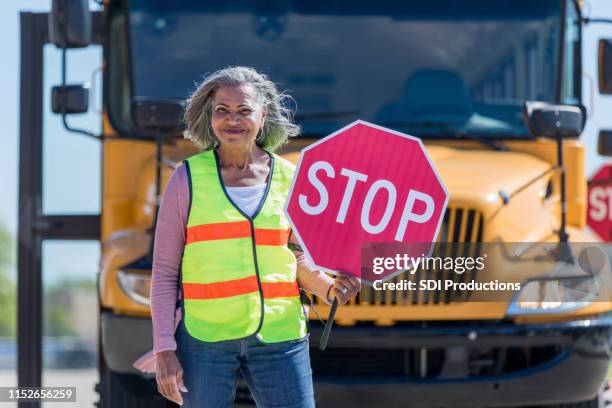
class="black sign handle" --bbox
[318,298,338,351]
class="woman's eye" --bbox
[215,107,227,113]
[241,109,252,115]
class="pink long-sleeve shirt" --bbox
[149,163,333,355]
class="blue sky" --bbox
[2,1,612,283]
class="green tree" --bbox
[0,222,16,337]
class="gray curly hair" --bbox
[183,66,300,152]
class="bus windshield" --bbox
[126,0,564,138]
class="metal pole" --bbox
[18,12,45,408]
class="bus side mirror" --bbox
[598,130,612,156]
[49,0,91,48]
[523,101,585,138]
[131,98,185,132]
[599,39,612,94]
[52,85,89,114]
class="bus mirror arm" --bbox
[50,0,102,141]
[55,49,103,141]
[129,99,185,264]
[523,102,585,261]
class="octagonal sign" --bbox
[285,120,448,284]
[588,164,612,241]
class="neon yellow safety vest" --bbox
[180,149,308,343]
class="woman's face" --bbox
[211,84,267,149]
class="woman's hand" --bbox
[156,350,188,405]
[327,274,361,304]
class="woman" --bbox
[146,66,360,407]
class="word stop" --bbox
[298,161,435,241]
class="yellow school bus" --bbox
[40,0,612,406]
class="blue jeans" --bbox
[175,321,315,408]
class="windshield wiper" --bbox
[381,121,508,151]
[454,131,508,151]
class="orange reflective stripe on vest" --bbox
[183,277,300,300]
[186,221,291,246]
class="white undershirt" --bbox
[225,183,268,218]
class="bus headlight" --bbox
[506,274,601,315]
[117,270,152,306]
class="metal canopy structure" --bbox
[17,11,103,408]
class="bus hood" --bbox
[425,145,552,213]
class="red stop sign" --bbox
[285,120,448,282]
[588,164,612,241]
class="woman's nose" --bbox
[227,112,241,124]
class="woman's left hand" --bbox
[327,274,361,305]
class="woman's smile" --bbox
[222,127,246,134]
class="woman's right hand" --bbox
[156,350,188,405]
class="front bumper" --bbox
[102,311,612,407]
[308,317,612,408]
[100,311,154,375]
